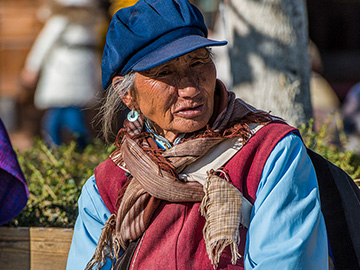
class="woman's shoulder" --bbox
[226,121,298,172]
[224,121,299,202]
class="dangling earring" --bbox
[127,109,139,122]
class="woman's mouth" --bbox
[174,104,205,118]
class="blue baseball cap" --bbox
[101,0,227,89]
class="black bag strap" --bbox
[307,148,360,269]
[114,237,141,270]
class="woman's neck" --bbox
[145,119,184,149]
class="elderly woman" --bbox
[66,0,328,269]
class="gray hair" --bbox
[99,71,136,142]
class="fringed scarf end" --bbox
[204,239,242,268]
[200,170,243,269]
[230,241,242,265]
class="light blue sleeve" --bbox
[244,133,329,269]
[66,175,113,270]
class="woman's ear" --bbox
[112,75,123,86]
[112,75,134,109]
[122,91,133,109]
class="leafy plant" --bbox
[8,139,115,227]
[299,118,360,182]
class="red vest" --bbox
[95,122,296,269]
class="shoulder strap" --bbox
[307,148,360,269]
[114,237,142,270]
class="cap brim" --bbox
[132,35,227,72]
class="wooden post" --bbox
[0,227,74,270]
[0,227,30,270]
[29,227,73,270]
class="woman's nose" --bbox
[177,76,200,98]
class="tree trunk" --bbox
[213,0,312,127]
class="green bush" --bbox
[299,119,360,181]
[7,120,360,227]
[8,139,115,228]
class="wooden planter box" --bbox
[0,227,73,270]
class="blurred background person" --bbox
[20,0,104,148]
[308,41,343,133]
[342,82,360,154]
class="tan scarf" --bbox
[87,80,272,269]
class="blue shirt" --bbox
[66,133,328,269]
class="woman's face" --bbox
[122,48,217,143]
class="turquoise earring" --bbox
[127,109,139,122]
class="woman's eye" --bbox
[190,61,204,68]
[157,70,171,77]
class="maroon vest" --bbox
[95,122,297,269]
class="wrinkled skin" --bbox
[118,48,217,143]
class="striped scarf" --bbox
[87,80,272,269]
